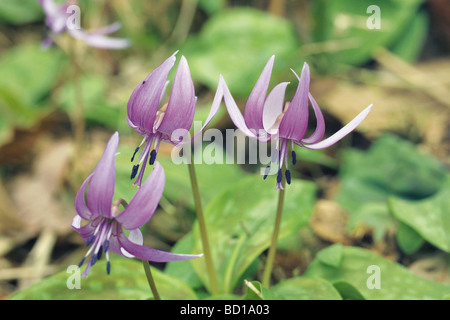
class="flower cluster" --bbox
[72,132,202,277]
[219,56,372,189]
[38,0,130,49]
[72,52,372,276]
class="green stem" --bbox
[142,260,161,300]
[262,173,286,288]
[187,153,219,295]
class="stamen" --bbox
[149,149,157,165]
[263,165,271,180]
[285,169,291,185]
[78,257,86,268]
[106,261,111,275]
[97,246,103,260]
[86,235,94,246]
[104,240,110,253]
[292,150,297,165]
[131,164,139,180]
[131,147,140,162]
[90,253,98,266]
[277,169,282,184]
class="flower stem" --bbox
[262,172,286,288]
[142,260,161,300]
[187,152,219,295]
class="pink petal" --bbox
[68,28,131,49]
[157,56,196,137]
[262,82,289,133]
[74,173,94,220]
[301,104,373,150]
[127,53,176,131]
[86,132,119,218]
[301,93,325,144]
[116,162,165,230]
[220,75,257,139]
[117,232,202,263]
[278,63,310,141]
[244,56,275,131]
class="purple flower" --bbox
[220,56,373,189]
[127,52,220,187]
[38,0,130,49]
[72,132,202,277]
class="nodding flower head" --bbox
[220,56,372,190]
[72,132,202,277]
[127,52,221,187]
[38,0,130,49]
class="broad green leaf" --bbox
[182,7,302,97]
[244,280,279,300]
[310,0,425,69]
[0,44,66,106]
[0,44,67,146]
[389,177,450,253]
[0,0,44,25]
[304,244,450,300]
[56,74,122,129]
[10,258,198,300]
[189,175,316,293]
[395,221,425,254]
[271,277,342,300]
[336,134,447,238]
[165,233,204,290]
[316,243,343,268]
[389,9,429,63]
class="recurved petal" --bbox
[244,56,275,131]
[86,132,119,218]
[278,63,310,141]
[221,75,258,139]
[301,104,373,150]
[90,22,122,35]
[68,28,131,50]
[178,75,225,145]
[157,56,196,136]
[127,53,176,130]
[116,162,165,230]
[71,217,95,243]
[118,232,203,262]
[74,173,94,220]
[301,93,325,144]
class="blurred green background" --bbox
[0,0,449,300]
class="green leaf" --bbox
[271,277,342,300]
[0,43,67,146]
[310,0,425,68]
[389,176,450,253]
[189,175,316,293]
[316,243,343,268]
[336,134,447,238]
[395,221,425,254]
[388,9,429,63]
[56,74,122,129]
[182,7,301,97]
[165,233,204,290]
[304,244,450,300]
[10,258,198,300]
[244,280,280,300]
[0,0,44,25]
